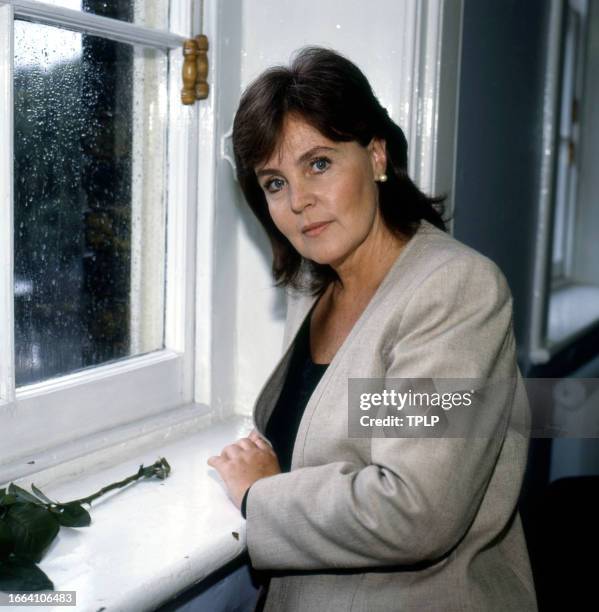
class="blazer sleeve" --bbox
[245,253,521,571]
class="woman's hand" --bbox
[207,429,281,509]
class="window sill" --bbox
[548,283,599,349]
[5,414,253,611]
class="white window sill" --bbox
[4,414,253,612]
[548,283,599,348]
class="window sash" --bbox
[0,5,15,405]
[551,4,583,285]
[3,0,186,47]
[0,0,199,476]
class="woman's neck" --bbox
[329,226,407,304]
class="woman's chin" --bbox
[295,240,350,267]
[303,251,342,267]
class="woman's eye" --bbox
[265,178,285,193]
[312,157,330,172]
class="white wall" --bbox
[239,0,417,120]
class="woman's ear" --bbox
[368,137,387,178]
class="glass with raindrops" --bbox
[38,0,170,30]
[14,19,168,386]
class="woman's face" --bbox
[255,114,387,269]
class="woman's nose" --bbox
[289,182,315,213]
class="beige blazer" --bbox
[246,219,537,611]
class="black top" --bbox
[241,312,329,518]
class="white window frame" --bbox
[0,0,202,480]
[551,1,586,286]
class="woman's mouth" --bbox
[302,221,331,237]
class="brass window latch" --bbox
[181,34,209,105]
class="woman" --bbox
[207,47,537,611]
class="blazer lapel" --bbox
[253,292,319,434]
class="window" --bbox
[531,0,599,362]
[551,1,585,285]
[0,0,200,474]
[14,21,168,385]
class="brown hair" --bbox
[233,46,447,295]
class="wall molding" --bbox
[396,0,463,217]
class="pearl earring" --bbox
[377,174,388,183]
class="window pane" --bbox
[14,20,168,386]
[39,0,170,30]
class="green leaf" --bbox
[0,493,17,508]
[31,484,55,505]
[50,503,91,528]
[0,519,14,559]
[3,503,60,563]
[7,484,45,506]
[0,558,54,592]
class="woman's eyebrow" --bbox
[256,146,336,178]
[296,145,336,165]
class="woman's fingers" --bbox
[249,429,273,450]
[207,455,222,468]
[208,432,274,468]
[252,437,273,452]
[221,437,253,457]
[234,438,255,450]
[214,436,267,461]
